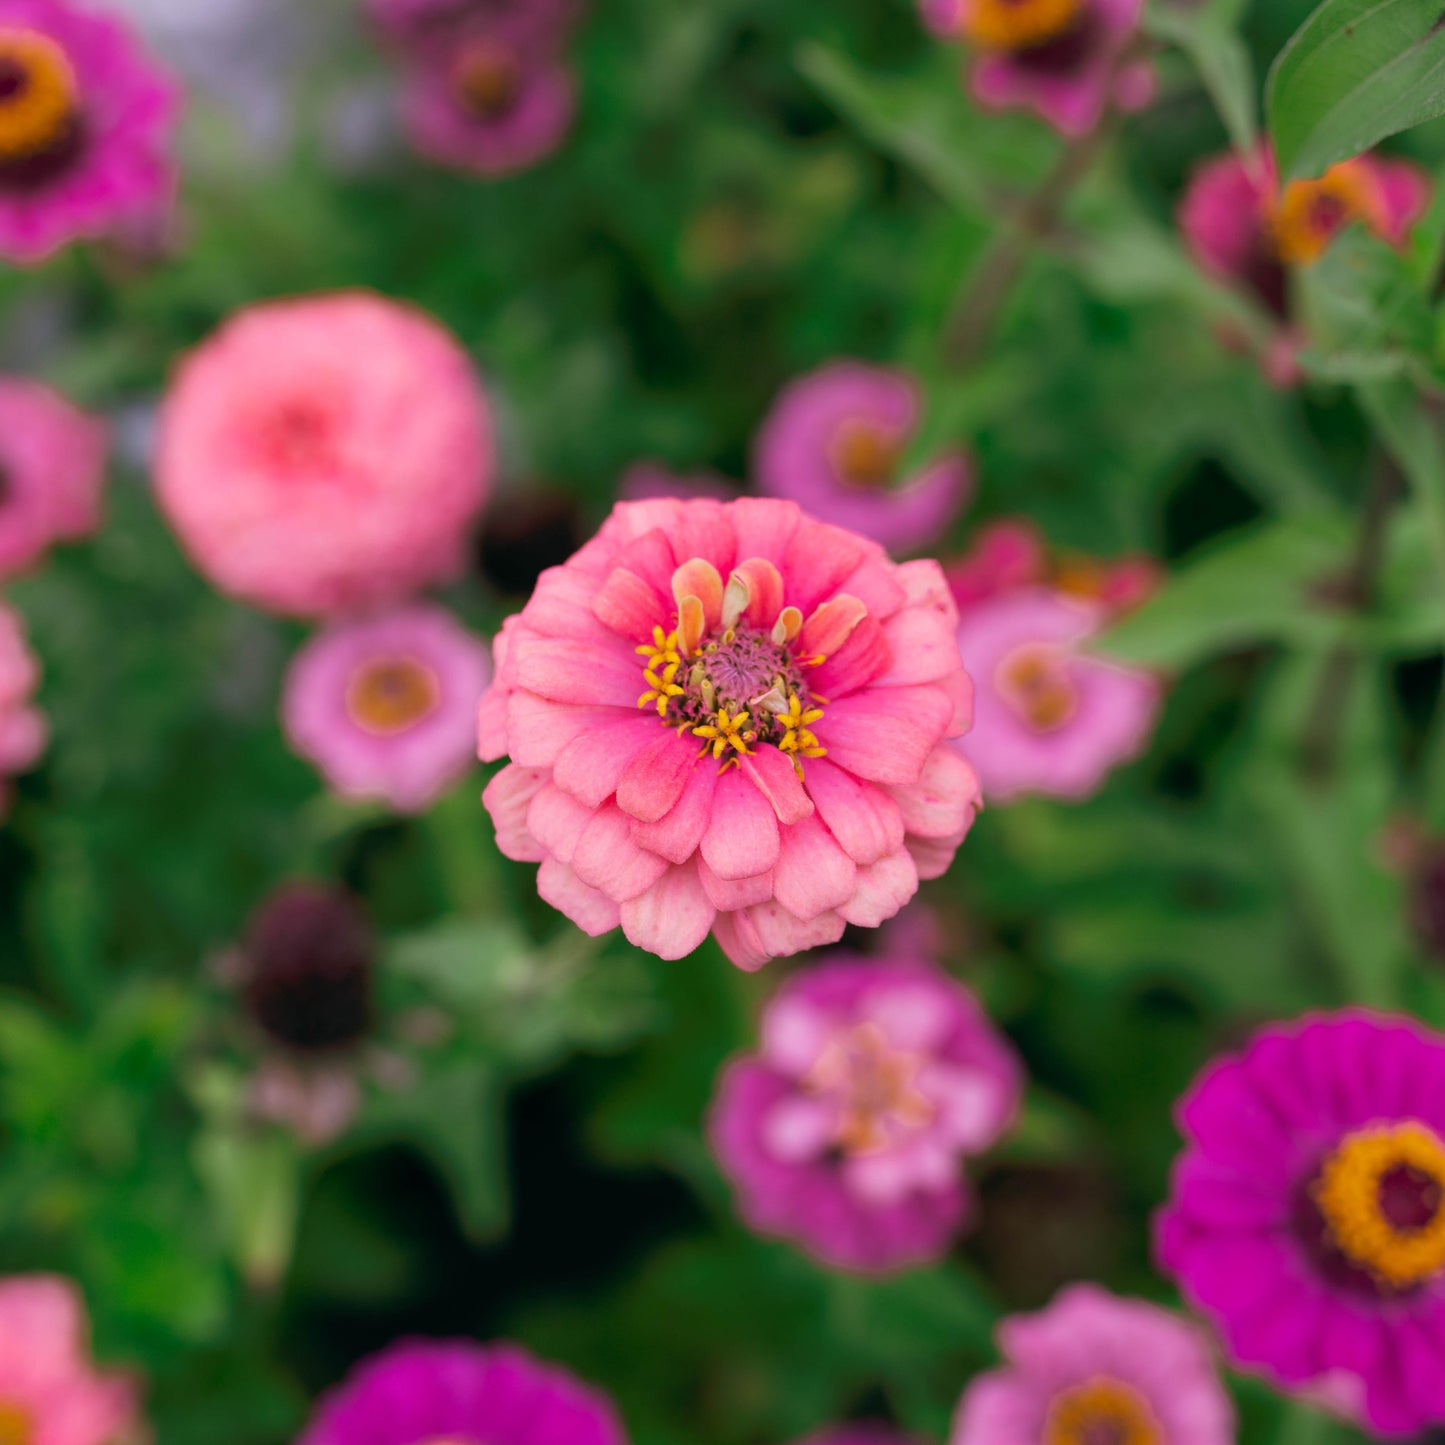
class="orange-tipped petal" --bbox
[728,557,785,628]
[678,595,707,655]
[671,558,725,633]
[800,594,868,660]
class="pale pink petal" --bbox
[526,783,593,864]
[712,908,773,972]
[552,715,657,808]
[824,686,952,785]
[516,639,641,706]
[616,730,702,822]
[701,768,781,880]
[772,814,858,921]
[739,747,814,824]
[697,858,775,910]
[572,802,672,901]
[889,743,982,838]
[803,758,905,865]
[631,763,718,863]
[761,1095,838,1162]
[538,857,623,936]
[482,765,548,862]
[741,899,847,959]
[620,859,716,960]
[593,566,666,642]
[838,848,918,928]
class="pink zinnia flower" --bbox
[0,375,106,581]
[0,1275,139,1445]
[156,292,493,619]
[284,604,491,814]
[479,497,981,968]
[0,602,44,819]
[709,954,1022,1274]
[300,1339,626,1445]
[946,519,1047,613]
[754,362,972,556]
[951,1284,1234,1445]
[1157,1010,1445,1438]
[0,0,178,264]
[955,587,1158,801]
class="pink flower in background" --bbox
[157,292,493,618]
[955,586,1158,801]
[0,1275,139,1445]
[709,954,1022,1274]
[754,362,972,556]
[620,461,735,503]
[0,0,178,264]
[284,604,491,813]
[1157,1011,1445,1438]
[946,519,1047,612]
[479,497,981,969]
[0,603,44,819]
[300,1339,626,1445]
[0,375,106,580]
[951,1284,1234,1445]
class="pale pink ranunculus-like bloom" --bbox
[0,1275,140,1445]
[0,603,45,819]
[754,361,972,556]
[709,953,1022,1273]
[951,1284,1234,1445]
[156,292,493,619]
[0,376,107,581]
[284,604,491,814]
[479,497,982,969]
[955,586,1158,802]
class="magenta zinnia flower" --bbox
[1157,1011,1445,1437]
[0,375,106,581]
[709,953,1022,1273]
[157,292,493,619]
[0,602,44,820]
[284,604,491,814]
[0,1275,139,1445]
[299,1339,626,1445]
[951,1284,1234,1445]
[0,0,178,264]
[754,362,972,556]
[479,497,981,968]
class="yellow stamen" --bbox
[830,419,900,490]
[692,707,754,759]
[961,0,1082,52]
[777,691,827,761]
[345,657,441,735]
[0,29,78,163]
[1044,1379,1161,1445]
[452,38,521,120]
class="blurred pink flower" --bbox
[754,361,972,556]
[479,497,980,969]
[284,604,491,813]
[0,0,179,264]
[709,953,1022,1273]
[0,603,44,819]
[955,587,1158,802]
[619,462,735,503]
[0,376,106,580]
[0,1275,139,1445]
[951,1284,1233,1445]
[157,292,493,618]
[946,519,1047,612]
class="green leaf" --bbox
[1268,0,1445,182]
[193,1128,303,1291]
[1148,2,1260,154]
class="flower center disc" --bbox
[830,418,900,490]
[1043,1378,1161,1445]
[0,29,78,163]
[995,641,1078,731]
[346,657,441,735]
[1271,164,1377,266]
[806,1021,935,1154]
[453,40,522,121]
[961,0,1082,52]
[0,1402,33,1445]
[1313,1121,1445,1291]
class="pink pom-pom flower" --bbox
[284,604,492,814]
[0,0,179,264]
[1157,1010,1445,1439]
[950,1284,1234,1445]
[0,602,44,820]
[156,292,493,619]
[299,1339,626,1445]
[754,361,972,556]
[0,375,106,581]
[709,953,1022,1273]
[0,1275,140,1445]
[479,497,982,968]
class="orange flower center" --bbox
[453,40,522,121]
[0,29,78,163]
[1313,1121,1445,1291]
[1270,162,1380,267]
[995,641,1077,731]
[961,0,1082,51]
[805,1021,935,1155]
[1043,1378,1161,1445]
[345,657,441,735]
[830,419,900,490]
[0,1402,34,1445]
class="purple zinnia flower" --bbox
[1157,1011,1445,1438]
[283,604,491,814]
[709,952,1022,1274]
[754,361,972,556]
[299,1339,627,1445]
[0,0,178,264]
[951,1284,1234,1445]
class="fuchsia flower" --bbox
[0,1275,139,1445]
[0,603,44,819]
[0,0,178,264]
[157,292,493,619]
[284,604,491,814]
[709,954,1022,1274]
[299,1339,626,1445]
[755,362,972,556]
[479,497,981,969]
[950,1284,1234,1445]
[0,375,106,581]
[1157,1011,1445,1438]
